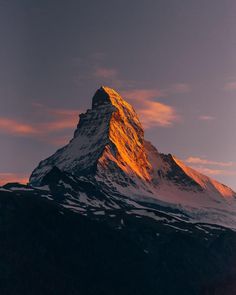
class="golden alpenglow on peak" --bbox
[91,86,152,182]
[92,86,138,118]
[30,86,236,229]
[97,87,152,182]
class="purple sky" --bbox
[0,0,236,190]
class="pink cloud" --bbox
[0,173,29,185]
[0,105,81,145]
[122,89,164,100]
[121,84,190,100]
[0,118,37,136]
[169,83,191,94]
[199,115,215,121]
[185,157,234,167]
[41,108,79,132]
[94,67,118,79]
[184,156,236,178]
[224,81,236,91]
[121,89,178,128]
[189,166,236,176]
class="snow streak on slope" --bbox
[30,87,152,187]
[173,157,235,198]
[29,86,236,228]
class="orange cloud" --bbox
[94,67,118,79]
[0,105,81,145]
[41,109,79,132]
[0,173,29,186]
[122,89,164,100]
[184,156,236,178]
[185,157,234,167]
[199,115,215,121]
[0,118,37,136]
[169,83,191,94]
[121,89,178,128]
[224,81,236,91]
[189,166,236,176]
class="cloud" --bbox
[0,173,29,185]
[122,89,164,100]
[189,166,236,176]
[94,67,118,79]
[41,108,80,132]
[185,157,234,167]
[199,115,215,121]
[169,83,191,94]
[121,89,178,128]
[93,66,130,89]
[0,118,37,136]
[224,81,236,91]
[185,156,236,178]
[0,105,81,145]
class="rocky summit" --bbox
[30,86,236,228]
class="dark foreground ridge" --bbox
[1,184,236,295]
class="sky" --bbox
[0,0,236,190]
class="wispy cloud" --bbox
[185,156,236,177]
[185,157,234,167]
[0,173,29,185]
[0,105,81,145]
[198,115,215,121]
[189,166,236,176]
[73,56,191,129]
[0,118,37,136]
[122,88,164,100]
[224,81,236,91]
[169,83,191,94]
[94,67,118,79]
[121,89,178,128]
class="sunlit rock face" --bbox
[95,87,152,183]
[30,86,152,187]
[29,86,236,228]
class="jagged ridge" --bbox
[30,86,152,187]
[29,86,236,228]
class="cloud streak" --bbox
[199,115,215,121]
[224,81,236,91]
[0,105,81,145]
[121,89,179,128]
[0,173,29,185]
[185,156,236,177]
[94,67,118,79]
[189,166,236,176]
[0,118,37,136]
[185,157,234,167]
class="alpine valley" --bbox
[1,87,236,295]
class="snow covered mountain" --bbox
[1,86,236,294]
[29,86,236,228]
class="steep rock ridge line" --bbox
[30,86,152,186]
[96,87,152,182]
[30,86,236,202]
[28,86,236,228]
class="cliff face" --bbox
[30,86,152,187]
[96,87,152,184]
[29,86,236,227]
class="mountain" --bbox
[1,184,236,295]
[30,86,236,228]
[1,86,236,295]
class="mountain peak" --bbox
[30,87,152,186]
[92,86,138,119]
[30,86,236,223]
